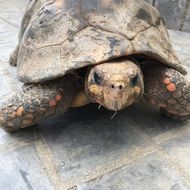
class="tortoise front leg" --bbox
[0,75,75,132]
[143,65,190,121]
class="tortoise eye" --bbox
[131,75,139,86]
[93,72,103,85]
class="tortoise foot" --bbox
[0,75,75,132]
[144,65,190,121]
[160,108,190,121]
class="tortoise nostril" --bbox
[111,84,123,90]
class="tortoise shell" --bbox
[17,0,187,83]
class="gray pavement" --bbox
[145,0,190,32]
[0,1,190,190]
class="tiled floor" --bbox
[0,1,190,189]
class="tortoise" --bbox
[0,0,190,132]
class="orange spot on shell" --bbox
[49,99,57,107]
[166,83,176,92]
[55,95,62,102]
[163,78,171,85]
[16,106,24,116]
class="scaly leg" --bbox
[143,65,190,121]
[0,75,75,132]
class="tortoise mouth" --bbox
[85,59,144,111]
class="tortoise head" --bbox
[85,60,144,111]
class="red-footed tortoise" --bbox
[0,0,190,132]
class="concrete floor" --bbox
[0,1,190,190]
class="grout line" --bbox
[63,146,156,189]
[0,129,155,189]
[33,126,157,189]
[152,125,190,144]
[33,130,68,190]
[156,146,190,186]
[1,124,190,189]
[130,125,190,187]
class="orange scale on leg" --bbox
[11,112,17,118]
[163,78,171,85]
[49,99,57,107]
[166,83,176,92]
[55,95,62,102]
[16,106,24,116]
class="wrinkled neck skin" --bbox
[85,59,144,111]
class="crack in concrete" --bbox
[19,169,34,190]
